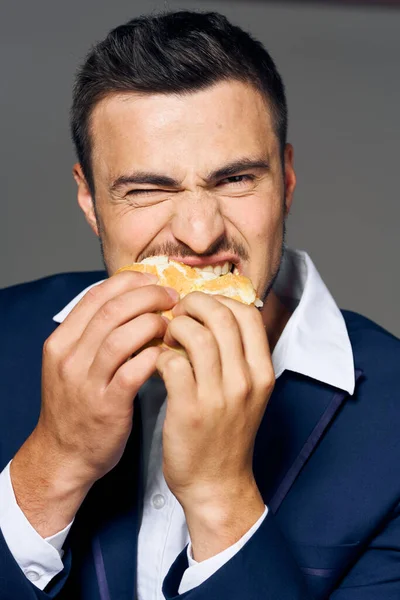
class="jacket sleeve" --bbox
[163,504,400,600]
[163,511,311,599]
[178,506,268,593]
[0,529,72,600]
[331,500,400,599]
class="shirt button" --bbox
[25,570,40,582]
[152,493,166,509]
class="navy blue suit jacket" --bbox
[0,271,399,600]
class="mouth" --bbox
[139,255,242,277]
[167,257,242,277]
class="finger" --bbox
[107,345,165,403]
[164,315,222,398]
[155,349,197,415]
[53,271,159,350]
[212,296,275,395]
[89,312,169,386]
[72,284,178,370]
[169,292,249,402]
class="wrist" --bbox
[182,478,265,562]
[10,429,93,538]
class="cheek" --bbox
[106,204,170,253]
[229,195,282,245]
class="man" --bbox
[0,9,399,600]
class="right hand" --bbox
[9,270,180,538]
[19,272,179,489]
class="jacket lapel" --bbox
[253,369,363,513]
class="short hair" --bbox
[70,10,288,196]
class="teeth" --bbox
[213,265,222,276]
[221,262,230,275]
[139,257,239,277]
[200,265,214,273]
[195,261,233,277]
[140,256,169,265]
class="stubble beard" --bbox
[94,198,288,306]
[257,219,287,308]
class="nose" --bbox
[170,194,226,255]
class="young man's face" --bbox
[75,80,296,305]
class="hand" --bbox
[155,292,274,560]
[10,271,179,536]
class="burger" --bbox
[115,256,263,358]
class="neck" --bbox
[261,289,292,354]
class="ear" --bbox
[283,144,296,217]
[73,164,99,237]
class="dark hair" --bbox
[71,10,287,196]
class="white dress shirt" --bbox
[0,248,355,597]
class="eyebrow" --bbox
[110,157,269,193]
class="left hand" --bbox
[155,291,275,559]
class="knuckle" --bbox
[188,410,203,429]
[116,368,135,392]
[258,370,275,393]
[85,284,104,304]
[43,335,59,358]
[58,351,76,379]
[233,374,252,398]
[191,327,213,348]
[99,297,124,321]
[254,361,275,393]
[162,353,187,372]
[102,331,122,357]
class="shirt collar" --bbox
[271,248,355,395]
[52,248,355,396]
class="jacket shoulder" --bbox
[0,270,107,323]
[341,309,400,399]
[342,309,399,342]
[341,309,400,362]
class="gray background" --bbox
[1,0,399,336]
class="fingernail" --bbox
[165,287,180,301]
[144,274,158,282]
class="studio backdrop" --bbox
[1,0,399,336]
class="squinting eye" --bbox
[220,175,255,186]
[127,189,159,196]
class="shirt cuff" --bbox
[178,505,268,594]
[0,461,73,590]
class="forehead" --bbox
[89,80,276,178]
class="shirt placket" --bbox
[137,400,174,600]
